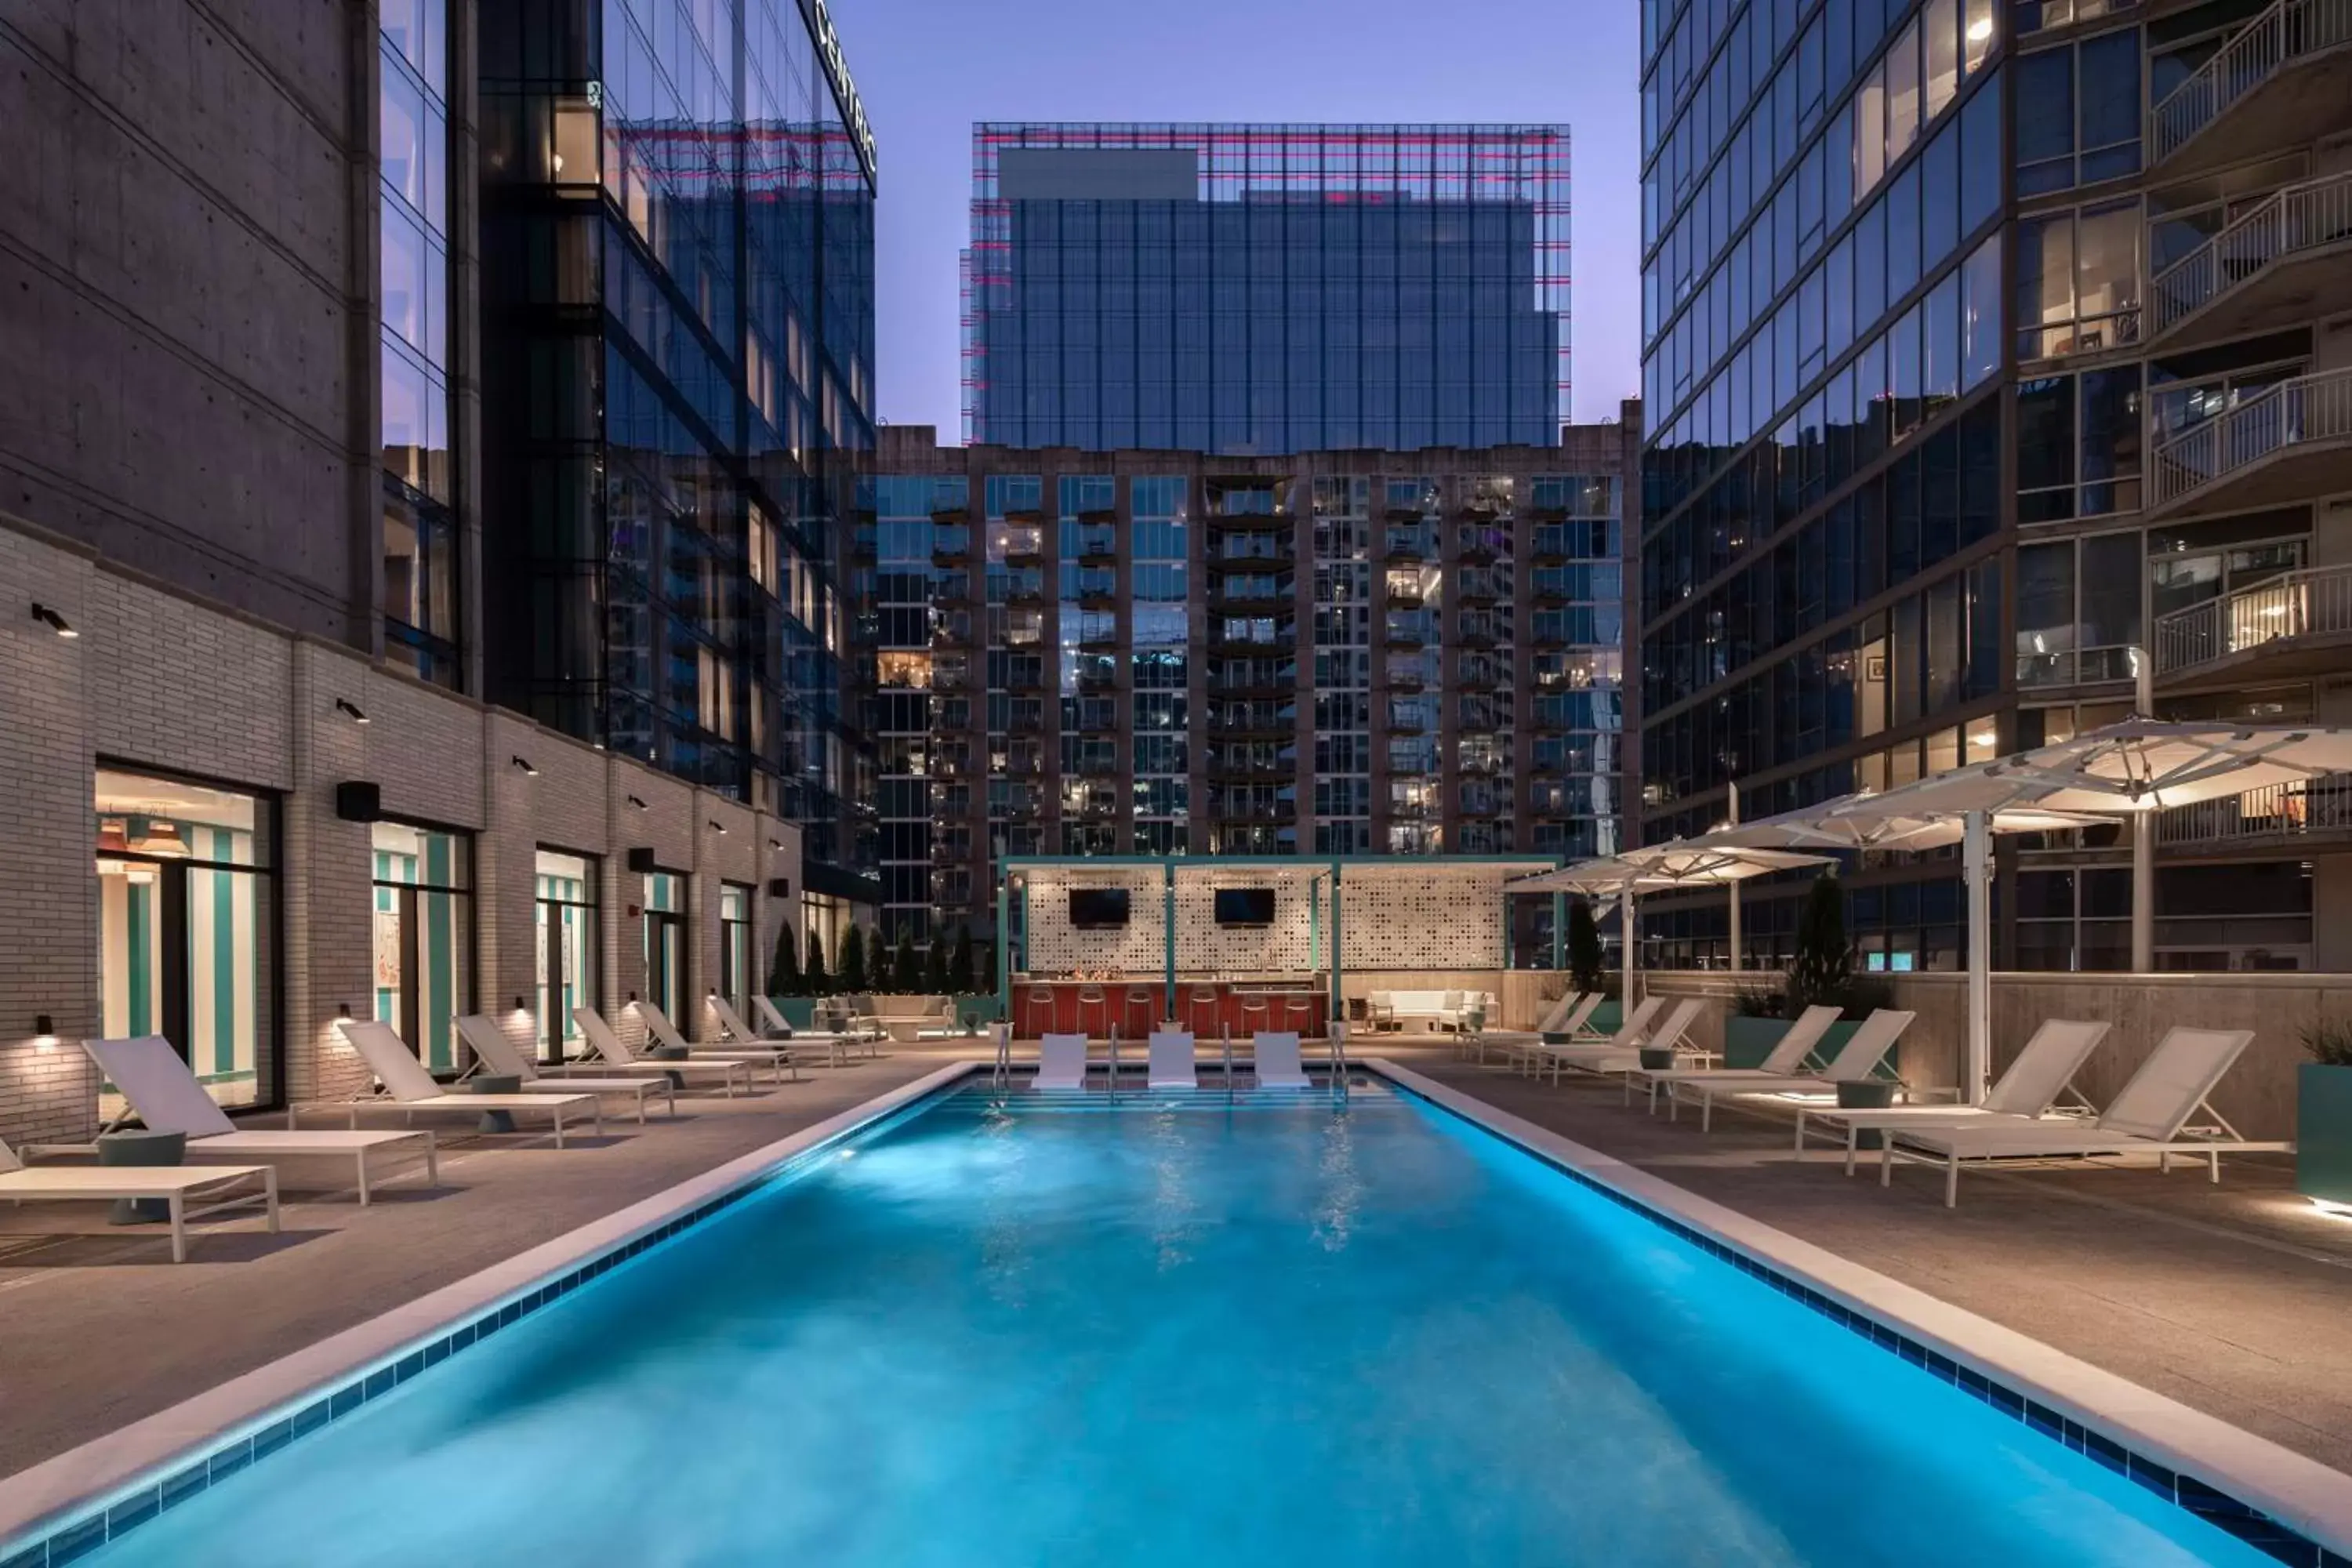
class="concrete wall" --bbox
[0,514,805,1146]
[1640,968,2352,1142]
[0,2,373,648]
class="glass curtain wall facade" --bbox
[380,0,461,682]
[876,424,1635,948]
[1638,0,2005,970]
[479,0,877,882]
[964,125,1571,453]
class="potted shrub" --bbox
[2297,1016,2352,1211]
[765,926,816,1031]
[1722,876,1892,1083]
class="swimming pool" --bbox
[40,1080,2309,1565]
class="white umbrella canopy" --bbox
[1699,799,2118,854]
[1502,845,1828,895]
[1857,720,2352,816]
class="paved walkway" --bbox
[5,1041,2351,1486]
[1387,1046,2352,1474]
[0,1052,952,1479]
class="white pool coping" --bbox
[1369,1058,2352,1555]
[0,1060,982,1548]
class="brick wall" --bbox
[0,514,815,1145]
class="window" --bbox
[372,820,472,1071]
[95,770,278,1112]
[536,849,598,1062]
[2016,30,2141,195]
[2016,201,2141,358]
[720,883,754,1017]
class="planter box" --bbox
[1722,1014,1882,1075]
[2296,1063,2352,1209]
[1584,1000,1622,1037]
[768,998,818,1030]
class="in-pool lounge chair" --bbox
[637,1001,798,1085]
[1526,996,1666,1082]
[1035,1033,1089,1091]
[1148,1030,1198,1090]
[328,1021,604,1147]
[1535,996,1708,1084]
[1642,1008,1916,1131]
[1251,1031,1312,1090]
[571,1009,756,1098]
[1883,1025,2272,1207]
[1795,1018,2111,1171]
[454,1014,674,1122]
[0,1136,278,1263]
[83,1036,438,1204]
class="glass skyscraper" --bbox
[479,0,878,884]
[963,124,1571,454]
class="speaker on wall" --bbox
[768,877,790,898]
[334,782,382,822]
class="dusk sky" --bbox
[841,0,1642,439]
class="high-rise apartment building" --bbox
[0,0,871,1147]
[866,416,1639,949]
[962,124,1572,453]
[1636,0,2352,972]
[480,0,880,891]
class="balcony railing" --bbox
[2015,642,2143,689]
[2148,172,2352,337]
[2150,366,2352,508]
[2150,0,2352,165]
[2157,771,2352,847]
[2153,561,2352,677]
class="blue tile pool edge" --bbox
[1367,1058,2352,1568]
[0,1062,987,1568]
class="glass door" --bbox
[371,822,472,1071]
[95,769,277,1112]
[643,871,684,1023]
[720,883,753,1018]
[535,849,599,1062]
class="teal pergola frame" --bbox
[993,853,1564,1022]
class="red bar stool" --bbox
[1125,985,1159,1040]
[1076,985,1109,1042]
[1025,985,1055,1040]
[1187,985,1221,1037]
[1238,993,1271,1041]
[1279,993,1316,1036]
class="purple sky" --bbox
[840,0,1642,440]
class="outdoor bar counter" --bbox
[1011,977,1328,1040]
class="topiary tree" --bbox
[768,924,802,997]
[1566,897,1608,997]
[948,924,977,995]
[1785,873,1856,1016]
[923,931,951,994]
[804,927,829,998]
[868,926,895,992]
[894,927,920,995]
[838,924,868,993]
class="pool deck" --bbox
[5,1040,2352,1493]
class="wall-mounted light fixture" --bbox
[34,1014,55,1036]
[626,794,649,811]
[30,603,76,638]
[768,837,784,851]
[709,819,728,835]
[512,755,539,776]
[335,698,370,724]
[513,996,527,1013]
[337,1002,352,1018]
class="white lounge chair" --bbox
[571,1008,755,1097]
[1035,1032,1088,1091]
[1251,1031,1312,1090]
[1526,995,1666,1081]
[1628,1004,1842,1108]
[755,996,878,1064]
[1648,1008,1917,1131]
[637,1001,798,1084]
[454,1014,673,1122]
[1148,1030,1197,1090]
[328,1021,604,1148]
[1796,1018,2111,1171]
[1474,991,1584,1065]
[82,1036,437,1204]
[1534,996,1710,1083]
[1494,993,1608,1073]
[0,1136,278,1263]
[1884,1026,2270,1207]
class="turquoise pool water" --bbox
[82,1083,2276,1566]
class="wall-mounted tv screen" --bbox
[1069,887,1131,928]
[1214,887,1277,926]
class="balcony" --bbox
[1384,610,1434,647]
[1456,656,1508,691]
[931,528,973,568]
[2149,0,2352,178]
[2148,367,2352,520]
[1457,526,1511,564]
[1454,569,1504,605]
[1384,526,1434,564]
[1075,662,1123,695]
[1213,576,1292,614]
[1384,656,1429,691]
[1456,612,1508,649]
[1208,538,1287,571]
[1207,703,1295,739]
[931,612,978,650]
[1210,626,1289,657]
[2157,771,2352,853]
[2153,562,2352,693]
[1208,666,1298,698]
[2145,172,2352,352]
[2016,642,2143,691]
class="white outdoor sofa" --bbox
[1364,989,1492,1033]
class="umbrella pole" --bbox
[2132,655,2155,972]
[1963,809,1991,1105]
[1621,889,1639,1011]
